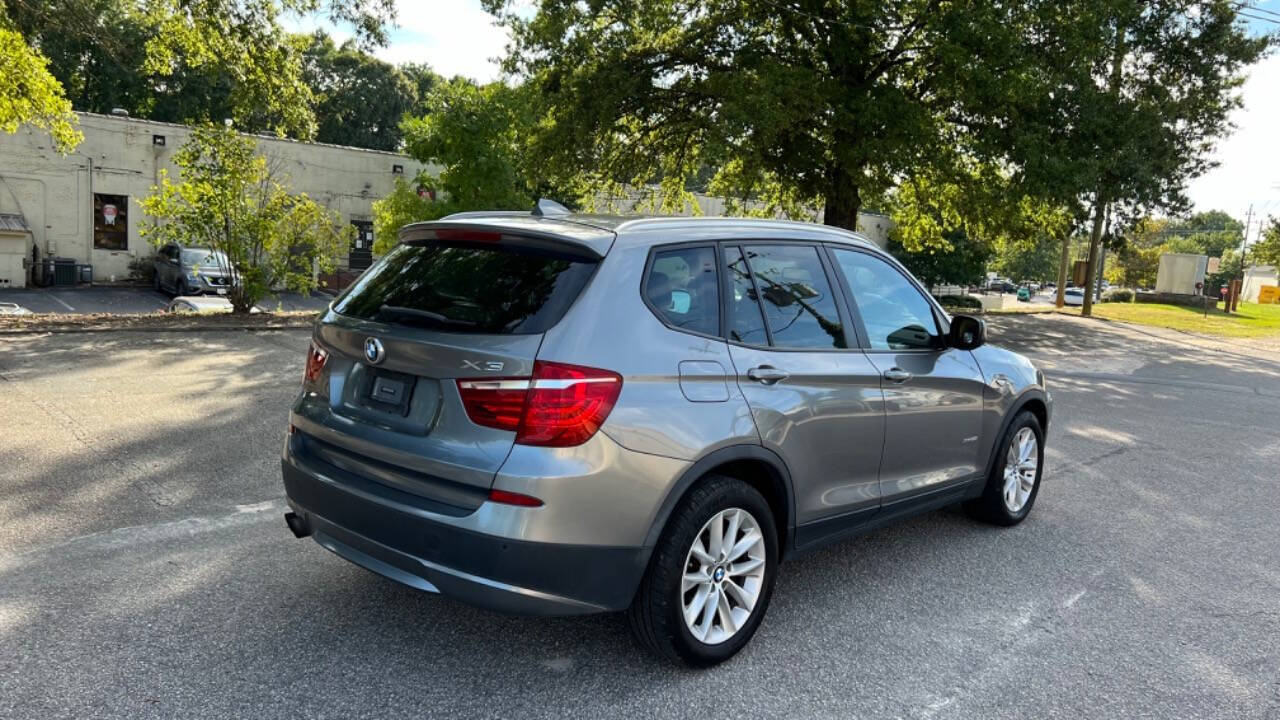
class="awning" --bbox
[0,213,32,235]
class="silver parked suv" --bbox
[281,200,1051,666]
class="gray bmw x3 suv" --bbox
[281,200,1051,666]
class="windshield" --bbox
[181,249,230,268]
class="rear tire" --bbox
[965,410,1044,526]
[628,475,778,667]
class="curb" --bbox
[0,322,315,335]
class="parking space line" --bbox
[48,293,76,312]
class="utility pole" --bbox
[1233,204,1253,312]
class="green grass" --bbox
[1063,301,1280,338]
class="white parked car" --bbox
[0,302,33,316]
[1063,288,1085,306]
[166,296,261,314]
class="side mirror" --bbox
[948,314,986,350]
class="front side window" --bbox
[831,249,940,350]
[741,244,846,349]
[645,246,719,336]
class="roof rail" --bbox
[532,198,571,217]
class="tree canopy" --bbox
[1252,219,1280,271]
[0,24,81,151]
[299,32,422,151]
[372,79,551,253]
[2,0,400,141]
[977,0,1267,313]
[486,0,1046,230]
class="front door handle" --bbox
[882,367,913,383]
[747,366,789,384]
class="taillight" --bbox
[456,361,623,447]
[519,361,623,447]
[455,379,529,432]
[304,342,328,385]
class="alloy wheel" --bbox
[1003,427,1039,513]
[681,507,767,645]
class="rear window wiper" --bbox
[378,304,477,328]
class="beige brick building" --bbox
[0,112,432,288]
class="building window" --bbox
[93,194,128,250]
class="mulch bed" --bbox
[0,311,319,334]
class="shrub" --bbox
[127,255,155,283]
[1101,288,1134,303]
[934,294,982,309]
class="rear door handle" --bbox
[882,367,913,383]
[747,366,789,384]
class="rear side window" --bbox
[333,243,597,334]
[723,246,769,345]
[742,244,847,349]
[645,246,719,336]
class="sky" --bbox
[304,0,1280,229]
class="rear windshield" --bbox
[332,242,597,334]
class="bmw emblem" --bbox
[712,566,726,583]
[364,337,385,365]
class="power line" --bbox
[1234,1,1280,20]
[1237,10,1280,25]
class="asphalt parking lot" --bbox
[0,285,331,314]
[1,315,1278,719]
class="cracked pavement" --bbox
[1,316,1278,719]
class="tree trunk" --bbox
[823,172,862,231]
[1054,231,1070,308]
[1081,198,1107,317]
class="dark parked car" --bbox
[153,244,234,296]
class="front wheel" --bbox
[965,410,1044,526]
[628,475,778,667]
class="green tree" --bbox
[1252,218,1280,270]
[994,234,1062,285]
[371,176,441,255]
[984,1,1268,315]
[0,23,81,151]
[400,79,540,214]
[486,0,1044,229]
[2,0,152,121]
[399,62,441,115]
[889,164,1070,287]
[1175,210,1245,259]
[1105,218,1168,288]
[3,0,395,137]
[140,124,349,313]
[888,230,991,291]
[298,32,417,150]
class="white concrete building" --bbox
[0,112,432,288]
[1241,265,1278,303]
[1155,252,1209,295]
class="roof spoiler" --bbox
[398,218,612,259]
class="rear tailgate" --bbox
[291,228,606,509]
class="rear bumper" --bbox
[281,457,648,615]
